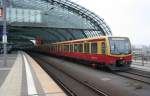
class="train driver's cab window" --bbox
[84,43,89,53]
[91,43,98,54]
[102,42,106,54]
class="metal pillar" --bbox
[2,0,7,66]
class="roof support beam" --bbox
[46,31,62,41]
[66,29,76,40]
[45,0,112,35]
[80,30,87,38]
[50,28,68,40]
[40,28,67,41]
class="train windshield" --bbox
[109,37,131,55]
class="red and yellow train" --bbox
[37,36,132,70]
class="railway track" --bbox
[127,68,150,78]
[31,54,108,96]
[114,69,150,85]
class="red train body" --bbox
[37,36,132,70]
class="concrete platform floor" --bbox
[0,51,66,96]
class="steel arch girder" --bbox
[46,0,111,35]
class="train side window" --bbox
[53,45,56,51]
[58,45,60,52]
[55,45,58,52]
[63,45,65,52]
[64,45,69,52]
[52,46,54,51]
[74,44,78,52]
[53,45,55,51]
[84,43,89,53]
[74,44,83,52]
[61,45,63,52]
[91,43,98,54]
[55,45,57,52]
[70,44,73,52]
[102,42,106,54]
[57,45,59,52]
[78,44,83,53]
[48,45,51,51]
[66,45,69,52]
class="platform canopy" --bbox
[0,0,112,44]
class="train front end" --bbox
[106,37,132,70]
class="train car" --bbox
[37,36,132,70]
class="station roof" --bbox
[1,0,112,44]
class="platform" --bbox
[0,51,66,96]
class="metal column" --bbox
[2,0,7,66]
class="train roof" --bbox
[38,36,129,46]
[52,36,107,44]
[51,36,130,45]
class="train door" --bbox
[97,41,106,55]
[101,42,106,55]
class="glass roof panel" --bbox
[3,0,112,43]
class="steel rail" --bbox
[114,71,150,85]
[32,54,109,96]
[33,56,77,96]
[126,69,150,78]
